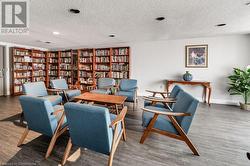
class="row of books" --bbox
[33,70,46,76]
[33,77,46,82]
[111,64,129,71]
[96,49,110,56]
[14,85,23,93]
[79,71,93,77]
[95,72,110,78]
[49,58,58,63]
[33,58,46,63]
[95,64,110,71]
[111,72,128,79]
[79,78,94,84]
[60,64,72,70]
[79,64,92,70]
[80,85,95,91]
[79,57,93,63]
[81,50,93,57]
[14,57,32,63]
[60,71,72,76]
[14,50,29,56]
[61,58,72,63]
[14,78,31,84]
[112,48,129,55]
[49,71,58,76]
[14,72,31,78]
[33,64,45,70]
[49,64,58,70]
[112,56,129,62]
[96,57,109,63]
[32,52,45,57]
[14,64,32,70]
[49,53,58,58]
[61,52,71,58]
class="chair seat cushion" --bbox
[144,100,166,108]
[91,89,110,94]
[116,91,134,102]
[42,95,62,106]
[66,89,81,99]
[142,107,178,135]
[110,113,122,136]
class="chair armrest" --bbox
[141,107,191,117]
[47,88,65,92]
[143,96,176,103]
[146,89,168,94]
[110,106,127,127]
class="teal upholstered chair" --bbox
[18,96,67,159]
[50,79,81,102]
[140,91,200,156]
[116,79,138,110]
[91,78,116,94]
[144,85,183,108]
[61,103,127,166]
[23,81,62,106]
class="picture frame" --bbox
[185,44,208,68]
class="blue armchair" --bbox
[23,81,62,106]
[141,91,200,155]
[18,96,67,159]
[144,85,183,109]
[116,79,138,111]
[50,79,81,102]
[61,103,127,166]
[91,78,116,94]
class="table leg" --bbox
[160,93,166,99]
[166,82,170,94]
[203,86,207,103]
[115,104,119,115]
[208,87,212,106]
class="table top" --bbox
[166,79,210,84]
[74,92,127,105]
[146,90,169,94]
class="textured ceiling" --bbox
[1,0,250,49]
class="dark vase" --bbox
[183,71,193,81]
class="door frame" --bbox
[0,45,6,96]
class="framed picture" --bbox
[185,45,208,68]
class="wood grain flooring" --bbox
[0,96,250,166]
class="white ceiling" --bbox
[1,0,250,49]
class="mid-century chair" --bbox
[140,91,200,156]
[61,103,127,166]
[50,79,81,102]
[91,78,116,94]
[18,96,67,159]
[144,85,183,108]
[116,79,138,111]
[23,81,62,106]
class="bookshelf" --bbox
[11,47,130,95]
[12,48,32,95]
[59,50,73,85]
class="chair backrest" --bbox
[50,79,69,90]
[97,78,115,89]
[172,91,199,134]
[19,95,58,137]
[23,82,48,97]
[170,85,183,98]
[119,79,137,91]
[64,103,113,155]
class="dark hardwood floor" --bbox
[0,96,250,166]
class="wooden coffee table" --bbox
[74,92,127,114]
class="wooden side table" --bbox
[166,80,212,106]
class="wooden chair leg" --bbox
[17,127,29,146]
[45,133,58,159]
[140,114,158,144]
[182,134,200,156]
[122,120,127,141]
[108,151,115,166]
[62,138,73,166]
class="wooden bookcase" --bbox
[11,47,130,95]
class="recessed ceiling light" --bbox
[109,34,115,37]
[53,31,60,35]
[155,17,165,21]
[216,23,226,27]
[69,9,80,14]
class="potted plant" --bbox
[228,68,250,110]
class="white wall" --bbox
[0,42,47,95]
[130,35,250,105]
